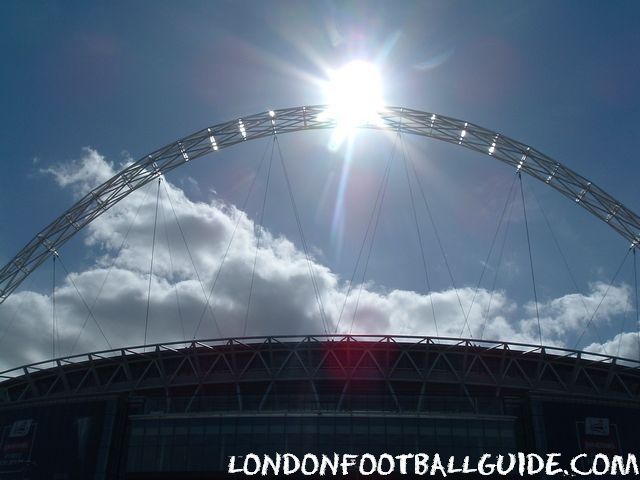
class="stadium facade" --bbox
[0,335,639,479]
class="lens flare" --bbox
[320,60,385,149]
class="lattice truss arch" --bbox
[1,105,639,302]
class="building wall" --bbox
[1,341,639,479]
[0,398,120,480]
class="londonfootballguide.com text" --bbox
[228,452,639,476]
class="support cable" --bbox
[408,152,471,337]
[334,134,399,334]
[159,185,186,343]
[635,249,639,360]
[616,248,639,358]
[526,182,610,352]
[464,173,519,338]
[52,255,56,359]
[480,180,519,340]
[616,258,634,358]
[244,138,275,336]
[275,136,330,334]
[68,184,153,356]
[163,181,222,337]
[573,247,632,351]
[349,139,395,334]
[400,136,438,336]
[518,171,542,346]
[192,138,273,340]
[56,254,112,349]
[144,178,162,347]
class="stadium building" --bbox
[0,335,639,479]
[1,107,640,478]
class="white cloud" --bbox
[0,149,636,371]
[585,332,640,361]
[521,283,632,343]
[39,147,116,194]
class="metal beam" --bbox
[1,106,639,303]
[1,335,639,406]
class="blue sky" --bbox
[1,1,639,369]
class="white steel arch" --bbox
[1,105,639,303]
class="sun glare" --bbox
[321,60,384,149]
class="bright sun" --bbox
[321,60,384,148]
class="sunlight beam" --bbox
[320,60,385,150]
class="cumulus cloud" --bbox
[520,283,632,345]
[585,332,640,361]
[39,147,116,193]
[0,149,636,370]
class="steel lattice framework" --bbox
[1,336,639,407]
[1,105,639,303]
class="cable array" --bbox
[3,108,638,365]
[244,139,275,336]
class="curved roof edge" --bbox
[1,335,639,406]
